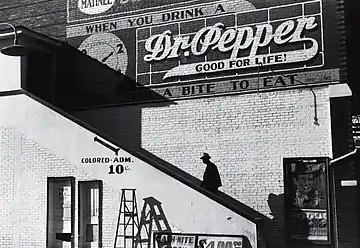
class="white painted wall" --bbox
[0,94,257,247]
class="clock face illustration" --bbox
[79,32,128,74]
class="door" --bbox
[47,177,75,248]
[78,181,102,248]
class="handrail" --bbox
[330,149,357,165]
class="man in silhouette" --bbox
[200,153,222,192]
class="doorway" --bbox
[47,177,75,248]
[78,181,102,248]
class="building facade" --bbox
[0,0,359,248]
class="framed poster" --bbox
[283,157,331,244]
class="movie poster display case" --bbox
[283,157,332,244]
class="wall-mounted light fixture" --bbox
[0,23,28,56]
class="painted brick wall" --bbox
[144,86,332,208]
[0,94,259,248]
[0,0,67,39]
[13,131,257,247]
[0,1,341,246]
[76,87,332,211]
[75,86,333,247]
[0,128,196,247]
[0,127,15,247]
[3,131,119,248]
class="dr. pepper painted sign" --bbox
[66,0,339,103]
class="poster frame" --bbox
[283,157,332,245]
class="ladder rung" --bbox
[116,235,134,238]
[124,212,137,216]
[153,215,165,219]
[137,239,150,242]
[115,190,142,248]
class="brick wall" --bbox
[75,85,333,248]
[0,127,15,247]
[0,1,343,247]
[15,130,257,248]
[0,94,260,248]
[21,133,121,248]
[0,0,67,39]
[0,130,120,248]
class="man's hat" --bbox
[292,162,318,175]
[200,153,211,159]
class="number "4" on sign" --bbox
[205,240,243,248]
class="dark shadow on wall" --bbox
[265,193,287,248]
[266,193,313,248]
[266,193,332,248]
[54,37,178,149]
[72,101,178,150]
[18,30,179,150]
[267,193,315,248]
